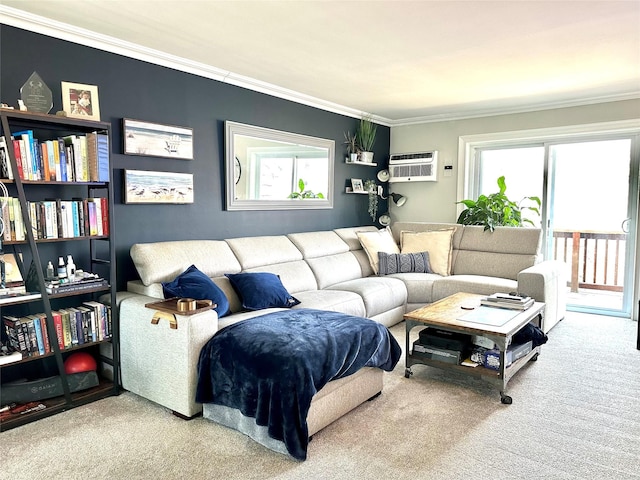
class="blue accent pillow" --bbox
[224,272,300,310]
[162,265,230,318]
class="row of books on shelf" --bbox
[0,130,109,182]
[1,195,109,242]
[2,301,112,361]
[480,293,534,310]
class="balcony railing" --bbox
[552,230,626,293]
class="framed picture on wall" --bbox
[123,118,193,160]
[61,81,101,121]
[123,169,194,204]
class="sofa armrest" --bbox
[117,291,219,418]
[517,260,567,333]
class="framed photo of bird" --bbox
[123,169,193,204]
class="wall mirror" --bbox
[225,121,334,210]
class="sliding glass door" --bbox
[473,133,638,317]
[547,138,634,315]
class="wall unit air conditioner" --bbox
[389,151,438,182]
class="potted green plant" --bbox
[343,131,359,162]
[356,115,377,163]
[364,179,378,221]
[456,176,541,232]
[288,179,324,199]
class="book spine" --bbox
[12,139,24,180]
[74,309,85,345]
[2,198,12,241]
[45,139,56,181]
[100,197,109,236]
[71,201,80,237]
[31,315,46,355]
[61,310,72,348]
[3,317,23,352]
[89,199,103,236]
[12,197,25,241]
[0,135,13,179]
[97,132,110,182]
[67,308,79,345]
[40,315,51,354]
[57,138,67,181]
[52,311,64,350]
[33,138,42,180]
[25,320,38,356]
[87,200,98,236]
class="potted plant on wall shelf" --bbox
[364,179,378,221]
[343,131,359,163]
[356,115,377,163]
[456,176,541,232]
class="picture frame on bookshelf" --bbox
[61,82,101,121]
[123,119,193,160]
[124,169,194,204]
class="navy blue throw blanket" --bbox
[196,308,401,460]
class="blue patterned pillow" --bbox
[225,272,300,310]
[162,265,230,317]
[377,251,433,275]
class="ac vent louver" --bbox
[389,151,438,182]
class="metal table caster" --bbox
[500,392,513,404]
[404,368,412,378]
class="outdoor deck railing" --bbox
[552,230,626,293]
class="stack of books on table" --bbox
[480,293,534,310]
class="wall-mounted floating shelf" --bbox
[345,187,369,194]
[345,158,377,167]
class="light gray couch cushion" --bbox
[453,251,538,281]
[293,290,366,318]
[386,272,440,304]
[327,276,407,318]
[333,226,378,250]
[130,240,242,285]
[287,231,349,258]
[454,226,541,280]
[306,252,364,290]
[432,274,518,300]
[225,235,318,294]
[242,261,318,295]
[225,235,303,269]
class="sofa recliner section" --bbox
[115,222,566,420]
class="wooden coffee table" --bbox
[403,292,545,404]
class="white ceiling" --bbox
[2,1,639,125]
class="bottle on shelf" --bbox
[46,261,55,280]
[57,256,67,281]
[66,255,76,282]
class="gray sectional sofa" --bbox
[114,222,566,437]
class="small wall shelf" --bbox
[345,187,369,194]
[345,158,377,167]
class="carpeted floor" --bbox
[1,312,639,480]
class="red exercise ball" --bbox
[64,352,97,374]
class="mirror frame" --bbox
[225,121,335,211]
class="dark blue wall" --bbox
[0,26,390,288]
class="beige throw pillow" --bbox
[357,227,400,274]
[400,228,455,276]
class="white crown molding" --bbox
[2,6,636,129]
[0,6,391,126]
[390,92,640,127]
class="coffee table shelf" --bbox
[404,292,545,404]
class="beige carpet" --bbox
[1,312,639,480]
